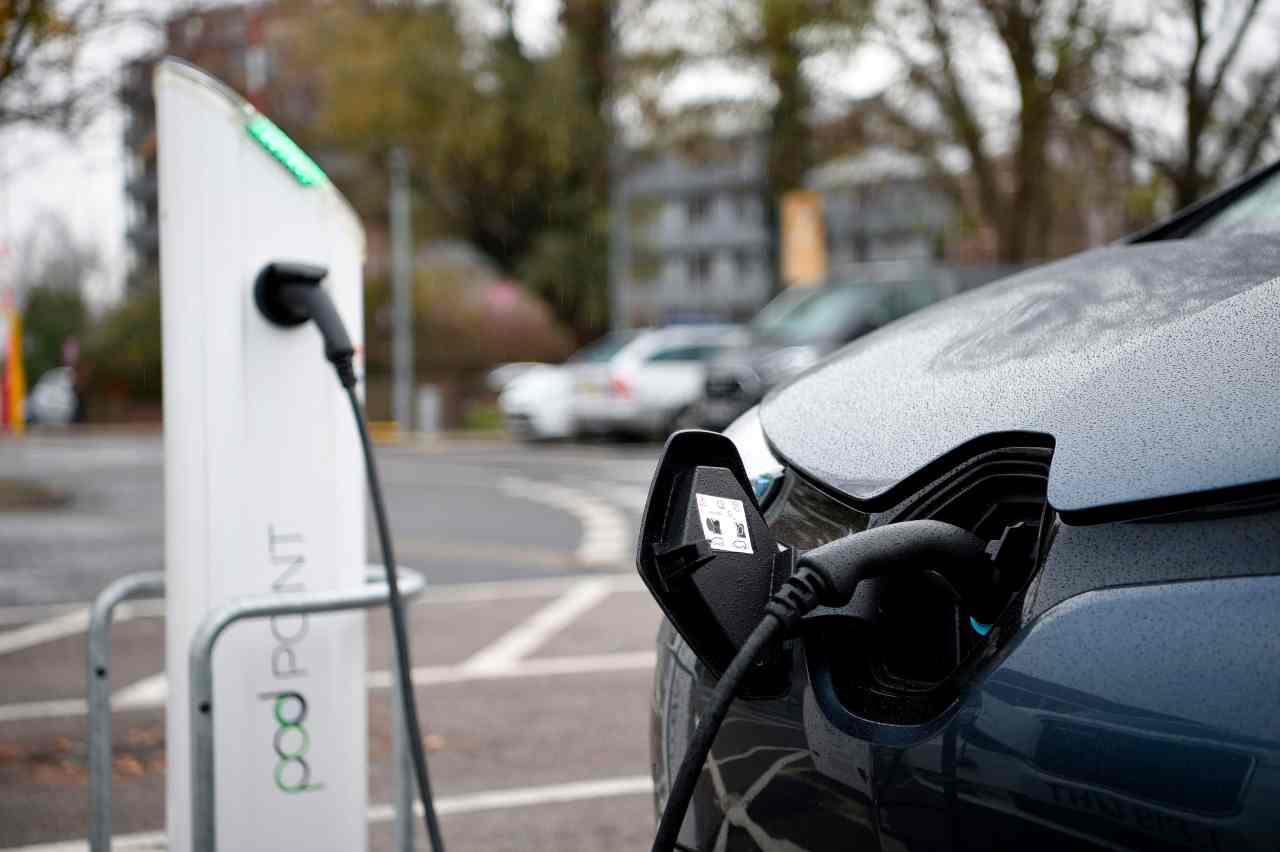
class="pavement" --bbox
[0,432,666,850]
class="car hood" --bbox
[760,233,1280,522]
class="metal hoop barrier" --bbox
[87,567,425,852]
[87,572,166,852]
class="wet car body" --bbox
[651,161,1280,850]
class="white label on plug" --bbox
[695,493,754,554]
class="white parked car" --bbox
[569,325,745,439]
[497,364,574,440]
[486,362,544,393]
[26,367,78,426]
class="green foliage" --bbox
[82,286,163,403]
[304,0,617,340]
[21,285,86,384]
[460,402,504,433]
[520,208,612,340]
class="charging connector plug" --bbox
[651,519,993,852]
[254,262,357,388]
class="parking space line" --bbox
[386,651,658,688]
[112,673,167,707]
[0,600,164,633]
[0,651,657,724]
[2,776,655,851]
[0,697,88,723]
[393,537,578,570]
[369,774,654,821]
[0,576,643,627]
[0,611,91,658]
[459,579,613,673]
[499,476,630,566]
[1,832,168,852]
[412,573,642,604]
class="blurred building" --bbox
[616,137,772,327]
[810,147,952,273]
[120,3,323,291]
[614,140,978,327]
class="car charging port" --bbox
[786,449,1053,728]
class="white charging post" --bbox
[156,60,368,852]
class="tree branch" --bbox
[915,0,1000,223]
[1234,67,1280,176]
[1204,0,1264,111]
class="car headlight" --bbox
[723,406,785,506]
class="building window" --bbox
[689,253,712,288]
[688,195,712,226]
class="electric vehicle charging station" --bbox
[156,60,369,852]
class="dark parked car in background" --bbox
[649,158,1280,850]
[694,278,954,431]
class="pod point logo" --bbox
[258,690,324,793]
[263,525,324,794]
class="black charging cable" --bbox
[255,263,446,852]
[651,520,989,852]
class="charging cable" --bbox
[255,263,446,852]
[650,520,989,852]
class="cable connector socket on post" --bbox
[255,261,358,388]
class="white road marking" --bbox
[460,579,613,673]
[499,475,631,567]
[112,673,167,708]
[0,610,89,657]
[0,832,168,852]
[374,651,658,689]
[1,775,655,851]
[0,574,655,723]
[412,573,643,603]
[0,600,165,655]
[0,575,643,627]
[0,698,87,723]
[0,650,657,724]
[0,603,87,628]
[369,774,655,821]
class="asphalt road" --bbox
[0,432,666,851]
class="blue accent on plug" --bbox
[970,617,993,636]
[752,470,784,502]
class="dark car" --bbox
[695,278,954,431]
[643,159,1280,851]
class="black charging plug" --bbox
[255,262,357,387]
[797,519,997,622]
[650,518,995,852]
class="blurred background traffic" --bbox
[3,0,1279,440]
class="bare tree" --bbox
[1080,0,1280,209]
[0,0,155,131]
[871,0,1120,263]
[624,0,869,285]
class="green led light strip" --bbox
[245,114,328,187]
